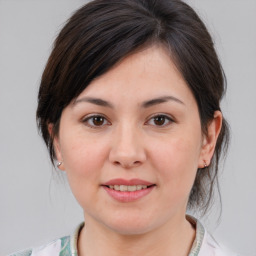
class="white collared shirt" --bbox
[8,217,237,256]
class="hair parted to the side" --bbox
[36,0,229,213]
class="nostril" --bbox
[112,160,142,168]
[114,161,121,166]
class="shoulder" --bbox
[199,229,238,256]
[7,249,32,256]
[7,223,83,256]
[7,236,70,256]
[186,215,238,256]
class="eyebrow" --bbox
[73,97,114,108]
[141,96,184,108]
[73,95,184,108]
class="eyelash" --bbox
[82,114,111,128]
[82,114,174,128]
[145,114,174,127]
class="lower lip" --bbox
[102,186,155,202]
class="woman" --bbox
[11,0,235,255]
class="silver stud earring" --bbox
[204,161,207,168]
[57,162,62,168]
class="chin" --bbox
[108,224,153,236]
[102,215,158,236]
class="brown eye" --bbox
[83,115,110,128]
[146,114,173,127]
[153,116,166,126]
[92,116,105,126]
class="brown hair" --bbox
[36,0,229,212]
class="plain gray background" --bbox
[0,0,256,255]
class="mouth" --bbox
[101,179,156,202]
[103,184,155,191]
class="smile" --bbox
[107,185,150,191]
[102,179,156,202]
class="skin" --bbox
[52,45,222,256]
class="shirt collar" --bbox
[70,223,84,256]
[70,216,205,256]
[187,215,205,256]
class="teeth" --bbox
[108,185,149,191]
[120,185,128,191]
[137,185,142,190]
[127,185,136,192]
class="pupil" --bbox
[154,116,165,125]
[93,116,104,126]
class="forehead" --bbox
[75,45,194,107]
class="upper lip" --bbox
[103,178,154,186]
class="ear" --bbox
[48,123,65,171]
[198,111,223,168]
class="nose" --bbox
[109,124,146,169]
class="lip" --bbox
[102,178,156,203]
[102,185,155,202]
[103,178,154,186]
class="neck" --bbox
[78,214,196,256]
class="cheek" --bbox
[150,135,201,194]
[59,133,110,207]
[59,131,110,206]
[152,135,200,168]
[61,131,107,175]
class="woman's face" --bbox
[54,45,218,235]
